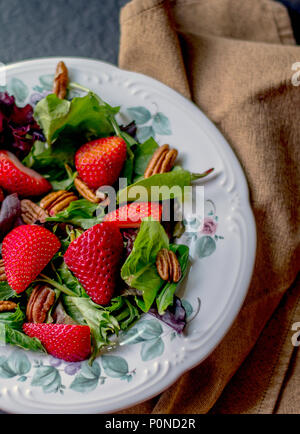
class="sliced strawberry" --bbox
[0,150,51,197]
[23,323,91,362]
[64,222,123,305]
[75,136,127,190]
[2,225,61,293]
[103,202,162,228]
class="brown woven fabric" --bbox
[118,0,300,413]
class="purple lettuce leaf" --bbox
[121,228,139,259]
[149,296,186,333]
[0,193,21,238]
[0,92,45,159]
[120,121,137,139]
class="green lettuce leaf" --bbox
[133,137,159,179]
[22,138,77,185]
[33,95,70,144]
[0,324,45,353]
[0,304,45,353]
[118,165,214,203]
[50,164,77,191]
[34,93,117,145]
[62,296,120,353]
[0,281,18,300]
[0,304,25,330]
[56,262,87,297]
[24,92,119,182]
[117,166,191,203]
[118,131,137,185]
[46,199,104,229]
[121,145,135,185]
[106,296,141,330]
[121,219,169,312]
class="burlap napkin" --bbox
[118,0,300,413]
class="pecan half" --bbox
[74,177,102,203]
[40,190,78,216]
[53,61,69,99]
[21,199,49,224]
[159,149,178,174]
[156,248,182,283]
[0,301,17,312]
[144,145,178,178]
[0,259,6,282]
[26,285,55,323]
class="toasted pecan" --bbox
[49,194,77,215]
[53,61,69,99]
[0,300,17,312]
[0,259,6,282]
[40,191,63,210]
[151,148,170,175]
[156,248,182,283]
[74,177,102,204]
[156,248,171,280]
[144,144,178,178]
[159,149,178,174]
[168,250,182,282]
[21,199,49,224]
[26,285,55,323]
[40,190,78,216]
[144,144,169,178]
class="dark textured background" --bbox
[0,0,129,65]
[0,0,299,65]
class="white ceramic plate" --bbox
[0,57,256,414]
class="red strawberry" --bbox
[2,225,61,293]
[23,323,91,362]
[75,136,127,189]
[64,222,123,305]
[0,187,4,203]
[104,202,162,228]
[0,150,51,197]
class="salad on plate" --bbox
[0,61,213,364]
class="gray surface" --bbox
[0,0,129,415]
[0,0,129,66]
